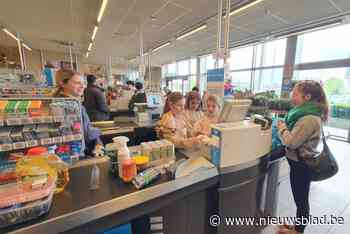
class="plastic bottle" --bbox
[112,136,130,178]
[90,163,100,190]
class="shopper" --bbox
[184,91,204,131]
[193,94,221,136]
[54,69,103,156]
[83,74,109,121]
[277,80,328,234]
[156,92,204,149]
[128,82,147,111]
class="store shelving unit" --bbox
[0,97,84,163]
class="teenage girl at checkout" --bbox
[276,80,328,234]
[193,94,221,136]
[53,70,103,156]
[156,92,204,149]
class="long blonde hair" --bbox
[295,80,329,121]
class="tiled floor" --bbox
[262,139,350,234]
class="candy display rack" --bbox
[0,97,84,165]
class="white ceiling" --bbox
[0,0,350,66]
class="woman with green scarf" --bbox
[276,80,328,234]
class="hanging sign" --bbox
[207,68,224,97]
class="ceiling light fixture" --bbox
[176,24,208,41]
[88,42,93,51]
[229,0,265,16]
[152,42,171,52]
[86,52,89,58]
[91,26,99,41]
[22,43,32,51]
[97,0,109,23]
[2,28,19,41]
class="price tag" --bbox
[40,138,53,145]
[26,140,39,148]
[6,118,21,126]
[41,116,53,123]
[63,135,74,142]
[53,116,64,122]
[32,117,41,124]
[0,143,13,152]
[53,136,63,144]
[73,134,82,141]
[21,117,33,125]
[13,142,26,150]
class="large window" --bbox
[255,39,286,67]
[253,68,283,93]
[296,24,350,64]
[162,58,198,94]
[229,46,254,70]
[230,71,252,90]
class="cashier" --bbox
[193,94,221,136]
[53,69,103,156]
[156,92,203,149]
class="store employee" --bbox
[53,69,103,156]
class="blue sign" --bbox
[207,68,224,82]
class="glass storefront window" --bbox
[230,71,252,90]
[253,68,283,94]
[229,46,254,70]
[296,24,350,64]
[190,58,197,75]
[167,63,177,76]
[256,39,286,67]
[178,60,189,76]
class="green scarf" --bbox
[285,102,322,130]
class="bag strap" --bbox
[296,122,326,162]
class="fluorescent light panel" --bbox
[229,0,264,16]
[22,43,32,51]
[152,42,170,52]
[176,25,207,41]
[91,26,98,41]
[2,28,19,41]
[97,0,109,23]
[88,42,93,51]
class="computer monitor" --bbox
[218,99,252,123]
[147,93,163,108]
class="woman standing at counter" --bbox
[277,80,328,234]
[54,70,103,156]
[193,94,221,136]
[156,92,203,149]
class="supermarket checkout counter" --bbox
[92,119,158,146]
[1,152,219,234]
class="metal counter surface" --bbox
[2,157,218,234]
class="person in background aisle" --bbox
[192,86,199,92]
[128,82,147,112]
[123,80,136,100]
[54,70,103,156]
[83,74,109,121]
[184,91,204,133]
[193,94,221,136]
[276,80,328,234]
[156,92,204,149]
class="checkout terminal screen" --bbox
[147,94,162,108]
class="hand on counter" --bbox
[93,144,105,157]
